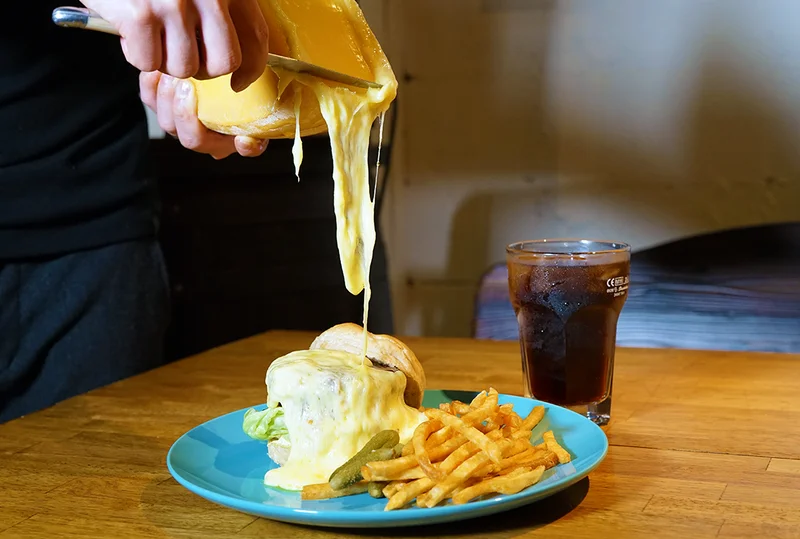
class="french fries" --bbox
[543,430,572,464]
[424,409,504,464]
[378,389,570,510]
[412,420,444,480]
[299,387,573,510]
[452,465,546,504]
[301,481,370,500]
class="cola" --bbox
[507,244,630,407]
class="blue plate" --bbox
[166,389,608,528]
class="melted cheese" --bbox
[264,350,425,490]
[278,0,397,352]
[193,1,397,343]
[291,91,303,180]
[276,0,396,299]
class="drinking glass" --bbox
[506,239,630,425]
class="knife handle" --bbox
[52,6,120,36]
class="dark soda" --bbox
[508,258,629,406]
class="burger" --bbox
[242,323,427,491]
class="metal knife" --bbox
[51,6,382,90]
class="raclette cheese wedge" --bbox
[191,0,398,323]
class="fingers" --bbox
[141,72,269,159]
[157,75,180,136]
[93,0,201,79]
[87,0,268,87]
[172,80,268,159]
[235,135,269,157]
[139,71,161,112]
[161,6,201,78]
[172,80,233,158]
[228,0,270,92]
[195,1,242,80]
[117,9,163,72]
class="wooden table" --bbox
[1,331,799,538]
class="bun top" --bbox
[310,323,426,408]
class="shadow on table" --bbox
[304,478,590,539]
[138,475,588,538]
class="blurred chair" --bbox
[472,222,800,353]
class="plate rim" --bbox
[166,390,608,528]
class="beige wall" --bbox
[365,0,800,338]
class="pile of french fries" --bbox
[300,387,571,509]
[366,387,571,510]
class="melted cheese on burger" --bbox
[264,350,424,491]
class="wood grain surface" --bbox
[1,331,799,538]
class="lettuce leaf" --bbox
[242,406,288,441]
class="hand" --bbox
[83,0,269,92]
[140,71,268,159]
